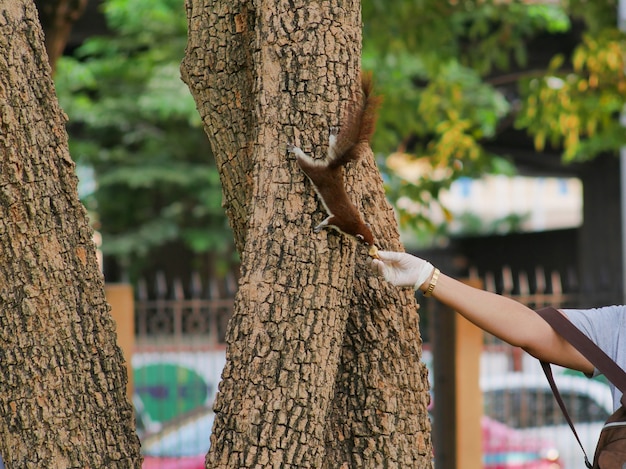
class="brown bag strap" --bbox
[536,306,626,396]
[539,360,592,468]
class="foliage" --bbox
[55,0,626,262]
[449,211,531,236]
[362,0,626,242]
[516,30,626,161]
[55,0,234,277]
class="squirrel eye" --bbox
[356,234,365,242]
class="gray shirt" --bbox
[564,305,626,410]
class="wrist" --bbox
[419,268,440,297]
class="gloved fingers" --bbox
[369,250,435,290]
[369,258,386,277]
[372,259,407,286]
[375,250,405,263]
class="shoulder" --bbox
[564,306,626,337]
[564,305,626,328]
[563,305,626,360]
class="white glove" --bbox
[370,250,435,290]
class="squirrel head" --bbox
[356,231,380,260]
[354,223,376,246]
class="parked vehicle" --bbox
[141,400,563,468]
[481,372,613,469]
[431,397,561,469]
[143,455,205,469]
[482,416,562,469]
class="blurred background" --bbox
[38,0,626,467]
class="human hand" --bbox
[370,250,435,290]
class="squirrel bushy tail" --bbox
[327,72,382,169]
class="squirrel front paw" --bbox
[288,143,308,161]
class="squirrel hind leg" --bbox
[327,127,340,162]
[313,216,331,233]
[329,126,339,142]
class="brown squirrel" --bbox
[287,73,381,258]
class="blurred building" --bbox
[440,175,582,233]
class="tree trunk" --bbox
[33,0,88,75]
[181,1,433,467]
[0,1,141,467]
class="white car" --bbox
[481,372,613,469]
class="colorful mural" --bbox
[133,350,225,423]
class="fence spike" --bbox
[173,277,185,300]
[485,271,496,293]
[191,272,203,299]
[226,271,238,296]
[502,266,514,294]
[208,277,219,299]
[518,271,529,296]
[551,270,563,295]
[155,271,168,299]
[137,277,148,301]
[535,266,546,294]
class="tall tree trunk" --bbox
[182,1,433,467]
[0,1,141,467]
[33,0,88,75]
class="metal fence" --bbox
[470,264,581,309]
[134,264,585,347]
[135,271,237,348]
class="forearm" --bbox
[422,273,543,348]
[421,273,593,373]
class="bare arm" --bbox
[371,251,594,375]
[426,273,593,374]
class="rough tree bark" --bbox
[181,1,433,467]
[0,1,141,467]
